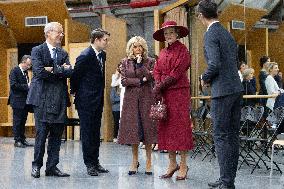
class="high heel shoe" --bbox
[176,166,189,181]
[159,165,180,179]
[128,162,139,175]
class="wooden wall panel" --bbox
[269,24,284,73]
[102,14,127,142]
[67,19,90,44]
[246,29,266,87]
[68,42,89,140]
[190,17,206,108]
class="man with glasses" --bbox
[27,22,72,178]
[197,0,243,189]
[8,55,33,148]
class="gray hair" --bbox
[242,68,254,80]
[44,22,62,37]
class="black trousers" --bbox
[32,106,64,171]
[77,107,102,168]
[12,106,29,142]
[112,111,120,138]
[211,93,242,187]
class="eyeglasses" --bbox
[52,30,64,35]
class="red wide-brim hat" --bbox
[153,20,189,42]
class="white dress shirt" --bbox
[265,75,284,110]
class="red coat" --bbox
[153,41,194,151]
[118,57,157,144]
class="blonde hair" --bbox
[126,36,148,59]
[267,62,278,73]
[242,68,254,80]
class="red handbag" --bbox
[149,99,167,121]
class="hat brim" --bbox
[153,25,189,42]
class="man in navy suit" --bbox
[8,55,33,148]
[71,28,110,176]
[27,22,72,178]
[197,1,243,188]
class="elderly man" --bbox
[8,55,33,148]
[27,22,72,178]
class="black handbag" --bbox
[149,99,167,121]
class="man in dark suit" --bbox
[71,28,110,176]
[26,22,72,178]
[8,55,33,148]
[197,1,243,189]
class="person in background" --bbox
[242,68,257,107]
[27,22,72,178]
[197,0,243,188]
[238,61,247,82]
[274,71,283,89]
[71,28,110,176]
[8,55,33,148]
[153,20,193,180]
[259,55,270,107]
[118,36,156,175]
[110,68,121,143]
[265,62,284,111]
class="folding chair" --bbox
[270,140,284,177]
[238,106,264,169]
[191,105,215,160]
[239,107,284,174]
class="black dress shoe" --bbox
[45,167,70,177]
[145,171,153,175]
[14,141,26,148]
[208,179,221,188]
[96,163,109,173]
[22,140,34,147]
[219,184,235,189]
[87,166,99,176]
[31,167,40,178]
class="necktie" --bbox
[24,70,29,83]
[97,52,103,72]
[52,48,57,63]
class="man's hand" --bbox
[44,67,53,72]
[201,79,210,87]
[62,63,71,69]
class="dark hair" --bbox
[90,28,110,43]
[197,0,218,19]
[20,55,31,64]
[238,61,246,70]
[259,55,270,68]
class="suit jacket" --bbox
[26,42,72,123]
[70,46,106,112]
[202,22,243,98]
[8,66,29,109]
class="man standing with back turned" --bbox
[71,29,110,176]
[27,22,72,178]
[197,1,243,188]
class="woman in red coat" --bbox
[118,36,156,175]
[153,20,193,180]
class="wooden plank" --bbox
[191,94,278,100]
[154,9,162,56]
[0,122,34,127]
[265,27,269,56]
[160,0,198,15]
